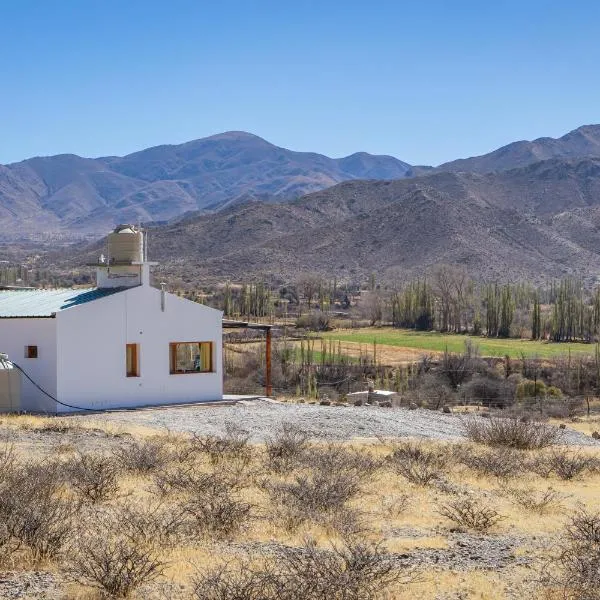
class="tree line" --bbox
[208,266,600,342]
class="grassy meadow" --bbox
[322,327,597,359]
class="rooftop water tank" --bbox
[0,354,21,413]
[108,225,144,264]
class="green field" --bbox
[321,327,597,359]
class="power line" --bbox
[9,361,98,414]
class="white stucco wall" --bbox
[55,286,223,412]
[0,318,58,412]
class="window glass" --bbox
[170,342,213,374]
[25,346,38,359]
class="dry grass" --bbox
[0,414,599,598]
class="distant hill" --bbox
[0,132,414,237]
[9,123,600,284]
[60,155,600,285]
[438,125,600,173]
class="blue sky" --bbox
[1,0,599,166]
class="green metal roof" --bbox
[0,287,128,318]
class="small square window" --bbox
[25,346,38,359]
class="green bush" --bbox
[516,379,547,400]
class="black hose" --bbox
[9,361,98,413]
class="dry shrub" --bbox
[380,493,411,518]
[387,441,447,485]
[463,416,562,450]
[29,419,80,434]
[264,443,376,534]
[265,469,363,533]
[192,562,276,600]
[190,422,252,467]
[152,466,195,498]
[64,452,121,503]
[305,444,380,482]
[69,509,166,598]
[192,539,410,600]
[502,486,564,513]
[150,464,251,539]
[526,452,557,479]
[547,450,598,481]
[115,501,188,550]
[265,422,310,473]
[0,443,16,481]
[453,445,525,479]
[526,450,598,481]
[181,473,252,539]
[112,438,172,474]
[0,461,76,560]
[543,508,600,599]
[437,496,504,533]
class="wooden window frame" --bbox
[169,341,214,374]
[126,343,140,377]
[25,345,38,359]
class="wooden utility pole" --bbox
[265,327,272,397]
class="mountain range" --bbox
[0,131,414,238]
[6,124,600,283]
[140,156,600,284]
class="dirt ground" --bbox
[0,406,598,599]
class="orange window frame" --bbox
[169,342,214,374]
[126,343,139,377]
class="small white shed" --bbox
[0,226,223,413]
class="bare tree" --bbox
[432,264,471,333]
[297,274,323,309]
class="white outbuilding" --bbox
[0,226,223,412]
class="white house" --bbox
[0,226,223,413]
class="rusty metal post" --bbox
[265,327,272,397]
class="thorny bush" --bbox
[64,452,121,503]
[547,450,599,481]
[463,416,563,450]
[0,460,77,560]
[387,441,448,485]
[180,473,252,539]
[112,437,172,474]
[113,500,188,550]
[303,444,380,483]
[437,496,504,533]
[542,508,600,599]
[502,486,564,514]
[189,422,252,467]
[265,422,311,473]
[453,445,526,480]
[69,508,166,598]
[192,538,412,600]
[265,468,364,533]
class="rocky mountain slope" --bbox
[8,124,600,283]
[438,125,600,173]
[0,132,413,237]
[64,156,600,284]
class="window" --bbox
[169,342,213,374]
[25,346,38,359]
[126,344,139,377]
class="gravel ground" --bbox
[73,400,600,445]
[0,571,62,599]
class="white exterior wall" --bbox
[0,318,57,412]
[55,286,223,412]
